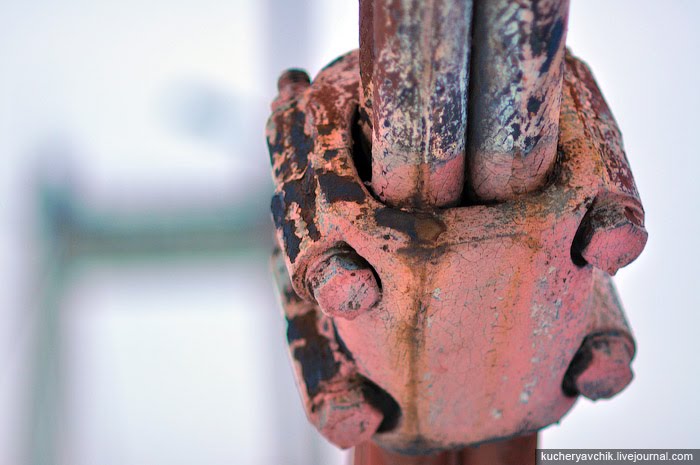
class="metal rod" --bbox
[352,433,538,465]
[466,0,570,202]
[361,0,473,209]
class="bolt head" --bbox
[308,252,380,320]
[316,389,383,449]
[578,202,648,275]
[575,335,634,401]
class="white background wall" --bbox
[0,1,698,464]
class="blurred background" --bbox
[0,1,698,464]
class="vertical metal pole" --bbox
[352,432,537,465]
[27,176,74,465]
[361,0,473,209]
[466,0,570,202]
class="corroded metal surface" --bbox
[467,0,570,202]
[564,54,647,275]
[266,47,646,452]
[360,0,472,208]
[272,249,384,448]
[562,268,635,401]
[307,248,381,320]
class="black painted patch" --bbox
[267,123,283,165]
[318,172,367,204]
[528,0,565,76]
[361,376,401,433]
[280,69,311,85]
[323,149,339,161]
[527,96,542,115]
[316,123,335,137]
[288,108,312,169]
[432,76,465,151]
[267,104,311,176]
[540,19,564,75]
[282,174,321,241]
[511,122,522,140]
[375,208,419,241]
[287,312,340,399]
[271,192,285,230]
[271,167,320,263]
[523,135,541,154]
[267,104,322,263]
[271,192,302,263]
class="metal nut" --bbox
[573,200,648,275]
[317,387,384,449]
[273,69,311,109]
[563,333,634,401]
[307,251,380,320]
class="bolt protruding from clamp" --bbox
[307,251,381,320]
[563,333,634,401]
[273,69,311,109]
[573,198,648,275]
[317,386,384,449]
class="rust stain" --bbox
[267,27,645,454]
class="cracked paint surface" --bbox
[467,0,570,202]
[267,49,646,453]
[360,0,473,208]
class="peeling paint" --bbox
[267,44,644,454]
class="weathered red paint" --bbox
[466,0,570,202]
[569,334,634,401]
[564,55,648,275]
[267,47,645,453]
[360,0,473,208]
[562,268,635,401]
[272,249,384,448]
[308,249,381,320]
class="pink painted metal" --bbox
[564,56,648,275]
[266,47,646,454]
[272,249,384,448]
[307,249,381,321]
[466,0,570,202]
[562,268,635,401]
[272,69,382,323]
[360,0,472,208]
[568,334,634,401]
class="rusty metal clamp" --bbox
[266,0,647,460]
